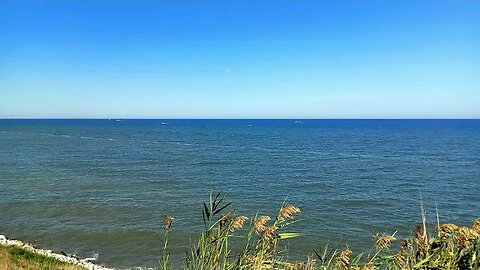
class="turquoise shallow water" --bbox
[0,119,479,268]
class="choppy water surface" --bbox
[0,119,479,268]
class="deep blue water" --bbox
[0,119,479,268]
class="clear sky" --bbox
[0,1,479,119]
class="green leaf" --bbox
[413,255,433,269]
[212,202,232,216]
[278,232,300,239]
[203,203,210,221]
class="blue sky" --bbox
[0,1,479,118]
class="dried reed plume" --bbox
[472,218,480,232]
[337,248,352,268]
[395,252,406,269]
[253,216,271,234]
[413,224,423,240]
[375,234,396,251]
[229,216,248,232]
[362,262,374,270]
[162,215,174,230]
[413,224,428,253]
[458,226,479,248]
[219,214,229,229]
[263,225,278,243]
[400,236,411,250]
[279,204,301,221]
[437,223,459,238]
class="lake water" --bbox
[0,119,479,269]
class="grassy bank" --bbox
[0,244,84,270]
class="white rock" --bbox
[0,234,115,269]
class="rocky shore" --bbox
[0,234,114,270]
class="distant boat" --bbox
[115,119,122,122]
[161,122,168,125]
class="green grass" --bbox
[0,245,84,270]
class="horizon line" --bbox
[1,118,479,120]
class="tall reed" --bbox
[160,190,479,269]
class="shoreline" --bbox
[0,234,115,270]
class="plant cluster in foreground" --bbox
[159,191,480,270]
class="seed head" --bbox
[162,215,174,230]
[395,252,406,269]
[400,236,411,250]
[219,214,229,229]
[458,226,479,247]
[279,204,301,221]
[338,248,352,268]
[413,225,424,240]
[362,262,375,270]
[263,225,278,243]
[229,216,248,232]
[375,234,396,251]
[253,216,271,234]
[413,224,427,252]
[472,218,480,233]
[437,223,459,238]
